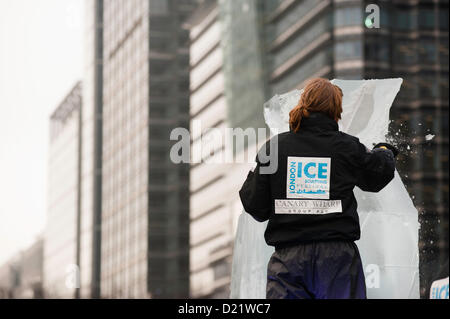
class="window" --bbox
[270,0,320,41]
[439,8,449,30]
[150,34,171,52]
[334,7,362,27]
[272,17,329,69]
[441,145,449,174]
[422,179,440,210]
[335,40,363,61]
[213,260,231,280]
[422,143,439,174]
[365,40,390,62]
[439,72,449,99]
[149,170,167,186]
[419,41,437,63]
[149,124,170,139]
[441,110,449,138]
[439,42,449,68]
[149,16,171,32]
[419,9,435,30]
[150,0,168,16]
[395,10,417,31]
[149,102,167,118]
[418,74,439,99]
[393,40,417,65]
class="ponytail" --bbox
[289,97,310,133]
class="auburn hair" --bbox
[289,78,343,132]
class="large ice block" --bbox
[230,79,420,299]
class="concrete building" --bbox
[187,1,241,298]
[44,82,83,298]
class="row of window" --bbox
[334,5,449,31]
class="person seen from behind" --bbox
[239,78,399,299]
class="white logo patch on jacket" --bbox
[275,199,342,215]
[286,157,331,199]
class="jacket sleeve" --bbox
[354,140,396,192]
[238,156,272,223]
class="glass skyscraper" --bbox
[82,0,199,298]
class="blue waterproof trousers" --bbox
[266,241,367,299]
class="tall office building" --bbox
[99,0,149,298]
[44,82,82,298]
[144,0,198,298]
[80,0,103,299]
[187,0,448,297]
[84,0,199,298]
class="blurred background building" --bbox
[78,0,102,299]
[187,2,230,298]
[185,1,257,298]
[82,0,198,298]
[0,239,44,299]
[1,0,447,299]
[44,82,82,298]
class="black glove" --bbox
[373,142,399,157]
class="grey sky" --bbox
[0,0,84,264]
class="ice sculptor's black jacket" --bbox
[239,112,395,250]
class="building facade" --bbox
[44,82,82,298]
[187,0,277,298]
[80,0,103,299]
[99,0,150,298]
[187,1,252,298]
[146,0,196,298]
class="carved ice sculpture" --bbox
[230,79,420,299]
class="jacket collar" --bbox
[291,112,339,133]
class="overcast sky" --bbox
[0,0,84,264]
